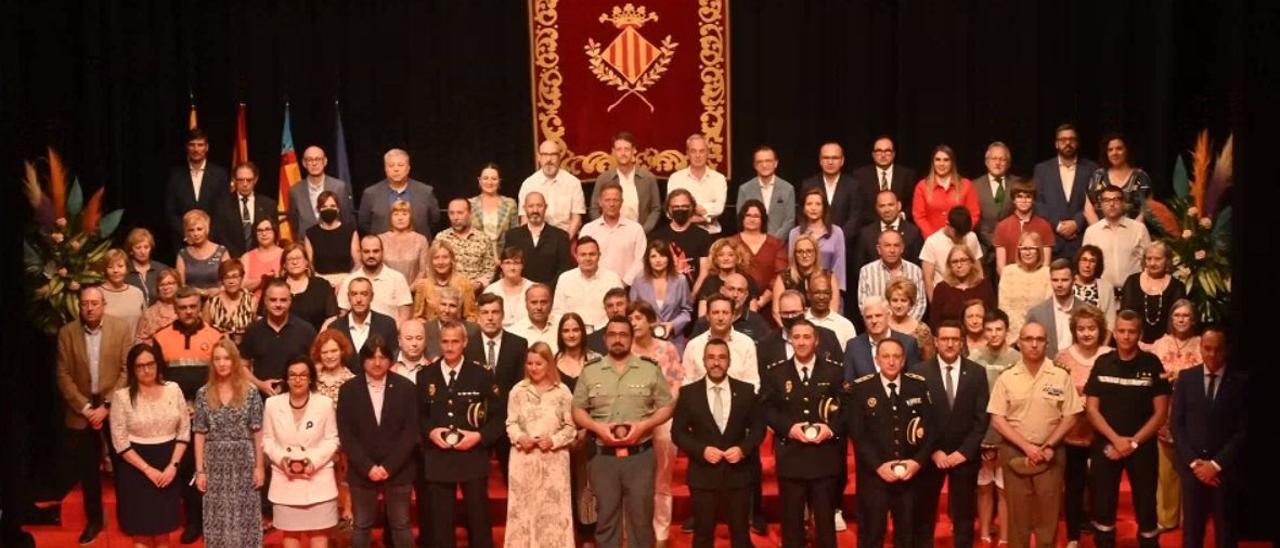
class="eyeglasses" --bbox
[233,177,255,183]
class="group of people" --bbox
[52,124,1241,548]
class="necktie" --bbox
[801,366,810,384]
[1206,372,1218,403]
[487,340,496,370]
[448,368,457,388]
[712,386,727,433]
[881,170,890,191]
[241,196,252,245]
[994,176,1006,209]
[945,365,956,407]
[888,381,900,408]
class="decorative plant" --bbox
[22,148,124,334]
[1143,131,1232,323]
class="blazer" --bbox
[416,359,506,482]
[671,378,766,489]
[801,172,863,239]
[262,392,340,505]
[56,317,133,429]
[760,356,847,479]
[336,373,421,488]
[848,372,936,468]
[852,164,918,230]
[629,275,693,350]
[463,329,529,394]
[843,332,921,382]
[469,194,520,251]
[1025,297,1083,359]
[1033,158,1098,257]
[756,327,846,375]
[358,178,441,238]
[210,191,278,257]
[908,357,990,460]
[327,311,400,375]
[736,176,796,240]
[424,319,483,361]
[1172,365,1246,479]
[504,223,575,290]
[287,175,356,236]
[972,173,1021,250]
[165,162,230,246]
[591,166,662,231]
[855,220,924,273]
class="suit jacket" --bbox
[327,311,400,375]
[908,357,990,460]
[972,173,1021,250]
[843,332,921,382]
[760,356,846,479]
[848,372,936,469]
[1025,297,1083,358]
[1033,158,1098,257]
[756,327,846,376]
[801,172,863,239]
[165,162,230,246]
[671,378,766,489]
[464,330,529,394]
[56,317,133,429]
[504,223,575,290]
[210,191,278,257]
[288,175,356,237]
[1172,365,1246,479]
[855,220,924,272]
[852,164,918,230]
[416,359,506,481]
[336,372,421,488]
[591,166,662,231]
[424,319,483,361]
[262,392,340,504]
[358,178,441,238]
[736,176,796,240]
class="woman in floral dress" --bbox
[505,343,577,548]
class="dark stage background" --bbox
[2,0,1276,543]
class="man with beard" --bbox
[288,146,356,236]
[504,191,574,289]
[165,127,229,254]
[590,131,662,231]
[1033,124,1098,258]
[337,235,413,324]
[519,139,586,238]
[438,198,498,292]
[648,189,713,287]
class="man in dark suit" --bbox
[855,189,925,271]
[424,286,482,360]
[288,145,356,236]
[909,320,990,547]
[358,148,441,238]
[467,294,528,479]
[417,321,504,548]
[505,191,575,290]
[844,297,921,381]
[1033,124,1098,258]
[590,131,662,231]
[586,288,631,355]
[210,161,278,257]
[761,319,846,548]
[672,339,766,548]
[336,336,420,548]
[848,337,936,548]
[1171,326,1244,548]
[326,277,399,375]
[758,289,845,369]
[801,142,863,238]
[164,127,229,255]
[735,145,796,240]
[973,142,1020,270]
[1025,259,1084,357]
[852,136,917,230]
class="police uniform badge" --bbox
[867,397,877,408]
[906,416,925,445]
[842,380,853,394]
[784,379,793,395]
[428,383,436,398]
[492,384,501,397]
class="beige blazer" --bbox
[262,392,340,505]
[56,317,132,429]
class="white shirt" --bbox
[1052,297,1074,355]
[306,177,326,218]
[189,160,207,198]
[440,357,464,387]
[337,265,413,320]
[880,373,902,396]
[706,377,731,428]
[1058,158,1078,201]
[823,174,843,204]
[794,354,818,381]
[987,173,1007,198]
[551,268,623,331]
[366,376,387,425]
[919,231,985,287]
[579,216,647,284]
[667,166,728,233]
[877,166,895,191]
[510,317,559,355]
[616,168,641,223]
[758,176,776,212]
[483,279,534,328]
[347,312,372,352]
[806,310,857,349]
[1082,217,1152,290]
[937,356,961,398]
[682,329,760,392]
[518,169,586,232]
[392,355,429,383]
[236,192,256,223]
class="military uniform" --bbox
[760,355,845,548]
[417,358,505,548]
[848,371,934,548]
[571,354,674,548]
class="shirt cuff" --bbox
[1209,460,1221,472]
[82,403,94,415]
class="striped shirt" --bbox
[857,259,926,321]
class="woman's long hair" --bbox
[555,313,588,360]
[797,186,832,233]
[643,239,679,281]
[926,144,964,203]
[787,234,821,285]
[205,337,251,411]
[125,343,167,406]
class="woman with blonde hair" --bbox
[135,268,182,344]
[193,337,265,547]
[885,278,936,363]
[770,234,839,325]
[997,231,1052,343]
[101,248,147,335]
[694,237,760,316]
[504,342,577,548]
[928,244,996,326]
[911,144,979,237]
[1120,240,1187,344]
[379,199,431,284]
[124,227,171,304]
[412,239,478,321]
[176,209,230,296]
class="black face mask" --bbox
[780,314,801,331]
[319,209,339,223]
[670,209,693,225]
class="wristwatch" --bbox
[1128,439,1139,450]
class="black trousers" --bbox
[1064,444,1091,541]
[778,476,837,548]
[1091,441,1159,548]
[690,486,750,548]
[426,477,493,548]
[177,434,202,531]
[69,425,106,524]
[858,473,915,548]
[913,459,979,547]
[1181,473,1238,548]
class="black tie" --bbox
[241,196,252,245]
[1206,372,1218,403]
[448,368,457,388]
[800,366,810,384]
[888,381,900,408]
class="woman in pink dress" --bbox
[240,217,283,298]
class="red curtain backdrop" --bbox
[530,0,730,178]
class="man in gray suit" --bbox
[1025,259,1084,357]
[289,146,356,236]
[424,286,482,360]
[736,145,795,240]
[358,148,441,238]
[973,142,1021,279]
[590,131,661,231]
[1033,124,1098,258]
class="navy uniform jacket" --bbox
[760,356,846,480]
[416,359,506,482]
[671,377,767,490]
[847,372,936,471]
[1172,365,1246,479]
[908,358,989,460]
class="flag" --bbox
[277,104,302,242]
[332,101,352,184]
[231,102,249,174]
[188,103,198,130]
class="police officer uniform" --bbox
[417,357,505,548]
[760,355,845,548]
[1084,350,1171,548]
[848,371,935,548]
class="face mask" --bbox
[781,314,801,331]
[670,209,693,225]
[319,209,339,223]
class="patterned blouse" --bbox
[505,380,577,449]
[1142,335,1202,378]
[1087,168,1152,220]
[206,291,257,336]
[470,194,519,254]
[437,228,498,288]
[135,302,177,344]
[109,381,192,453]
[633,339,684,393]
[316,368,356,408]
[192,384,264,440]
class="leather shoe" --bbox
[179,527,202,544]
[751,512,768,535]
[682,515,695,533]
[24,504,61,526]
[78,521,102,545]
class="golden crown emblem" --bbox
[586,4,678,112]
[599,3,658,28]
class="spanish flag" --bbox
[231,102,249,173]
[277,104,302,242]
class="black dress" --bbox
[290,276,338,329]
[1120,273,1187,344]
[306,224,355,275]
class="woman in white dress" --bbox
[504,343,577,548]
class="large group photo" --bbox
[1,1,1274,547]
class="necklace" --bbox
[1143,292,1164,326]
[289,393,310,409]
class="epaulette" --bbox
[584,355,604,366]
[1051,359,1070,371]
[853,373,876,384]
[766,359,787,370]
[638,355,659,365]
[822,356,842,367]
[904,372,926,382]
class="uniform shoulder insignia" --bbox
[638,355,659,365]
[822,357,842,367]
[584,355,603,366]
[766,359,787,370]
[1051,358,1070,371]
[853,374,876,384]
[904,372,926,381]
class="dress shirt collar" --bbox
[482,331,503,347]
[881,219,901,232]
[758,175,775,188]
[365,374,387,389]
[82,321,103,336]
[938,355,960,375]
[880,372,902,393]
[189,159,206,172]
[793,355,817,377]
[1057,156,1078,169]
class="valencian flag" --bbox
[277,104,302,242]
[231,102,249,176]
[528,1,730,178]
[332,101,352,185]
[188,102,198,130]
